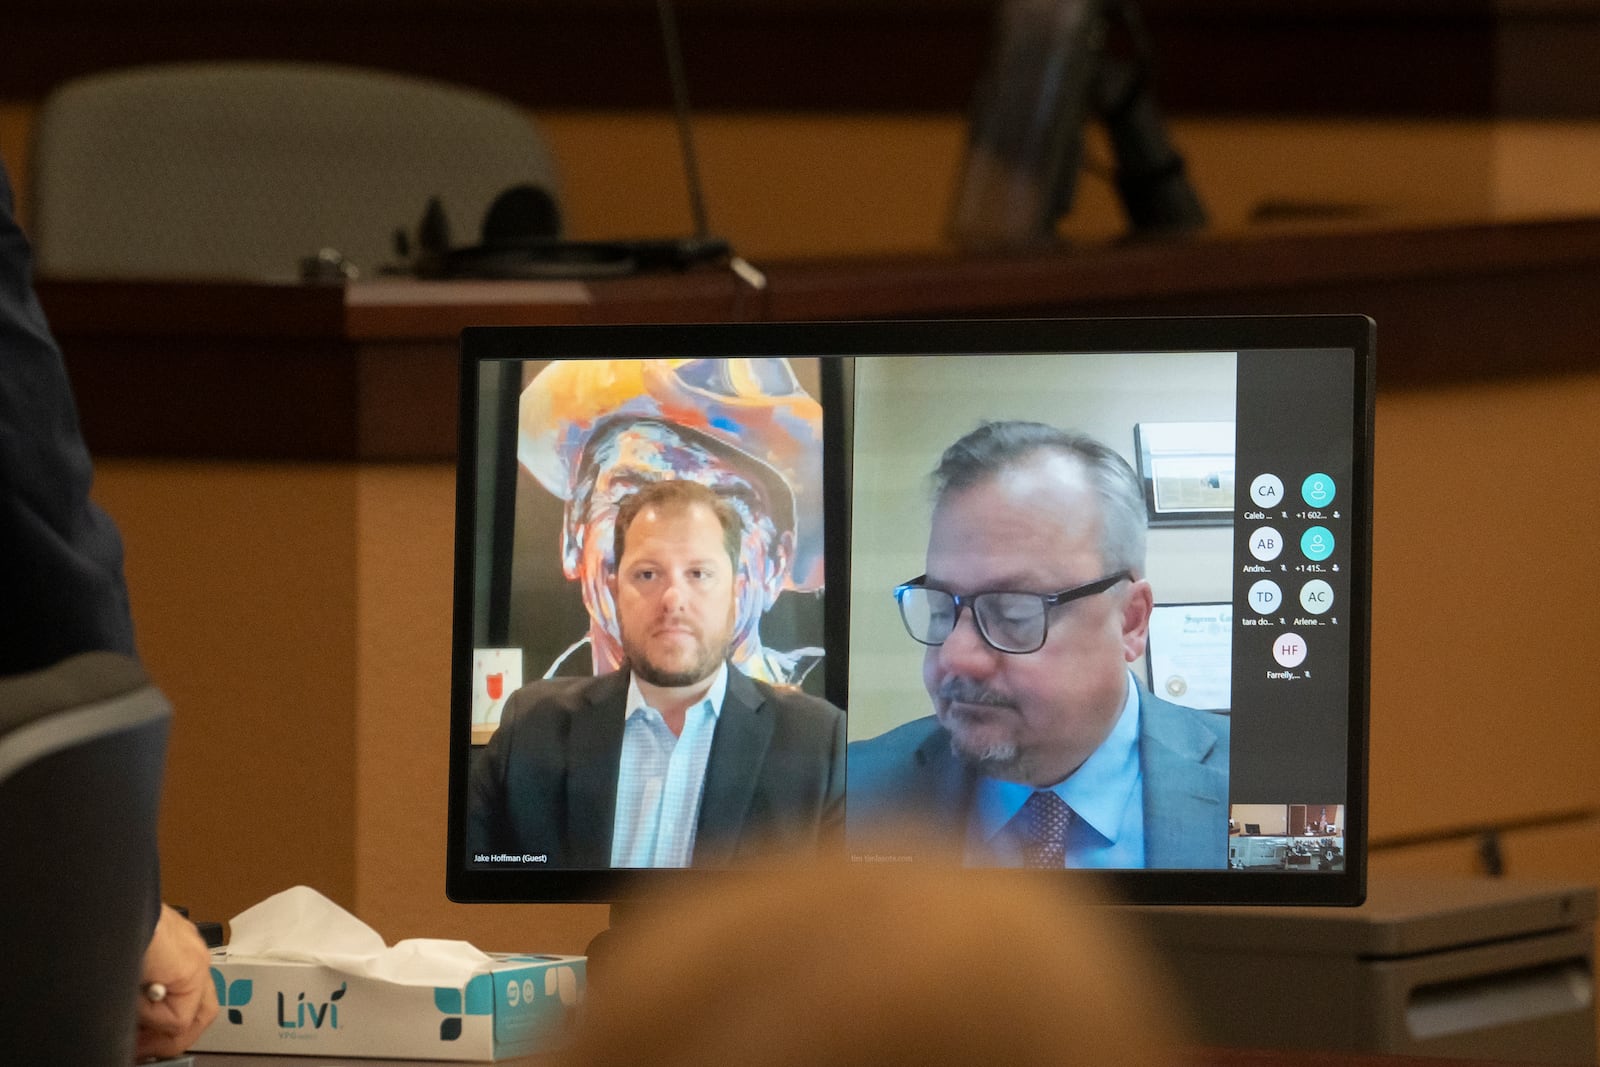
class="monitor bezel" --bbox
[445,315,1374,907]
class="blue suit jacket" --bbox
[846,687,1230,868]
[469,665,846,868]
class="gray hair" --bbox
[931,420,1147,577]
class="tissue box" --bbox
[191,950,585,1061]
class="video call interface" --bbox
[450,320,1371,901]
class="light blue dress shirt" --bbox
[968,671,1146,868]
[610,664,727,868]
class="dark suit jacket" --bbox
[2,162,156,930]
[845,687,1230,868]
[0,162,136,677]
[469,665,846,867]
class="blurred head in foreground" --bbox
[562,846,1190,1067]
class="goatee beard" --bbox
[951,736,1023,777]
[937,677,1024,776]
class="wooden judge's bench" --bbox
[37,219,1600,1057]
[41,217,1600,462]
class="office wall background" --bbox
[846,350,1236,743]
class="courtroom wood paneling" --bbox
[1365,374,1600,842]
[44,270,753,461]
[41,217,1600,465]
[11,1,1600,118]
[92,461,362,928]
[762,220,1600,394]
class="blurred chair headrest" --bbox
[0,651,171,1066]
[29,61,563,281]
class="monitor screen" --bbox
[446,316,1373,906]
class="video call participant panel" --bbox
[459,356,841,872]
[844,350,1236,871]
[843,339,1369,894]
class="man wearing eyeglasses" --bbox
[846,420,1229,869]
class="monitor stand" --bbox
[583,901,646,991]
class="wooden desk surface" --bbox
[39,215,1600,462]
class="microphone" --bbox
[656,0,713,245]
[409,0,737,280]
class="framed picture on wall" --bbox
[1134,421,1235,525]
[1146,601,1232,712]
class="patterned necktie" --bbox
[1019,790,1072,868]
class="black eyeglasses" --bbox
[893,572,1132,655]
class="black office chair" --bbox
[0,652,171,1065]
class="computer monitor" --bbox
[446,315,1373,907]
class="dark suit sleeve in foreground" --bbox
[0,162,136,677]
[0,161,152,931]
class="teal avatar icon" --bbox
[1301,526,1334,561]
[1301,473,1335,507]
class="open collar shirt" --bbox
[609,663,728,868]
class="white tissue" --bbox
[225,885,493,987]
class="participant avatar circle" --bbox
[1250,473,1284,508]
[1248,579,1282,615]
[1300,526,1334,561]
[1301,473,1335,507]
[1249,527,1284,561]
[1273,632,1308,668]
[1300,579,1334,614]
